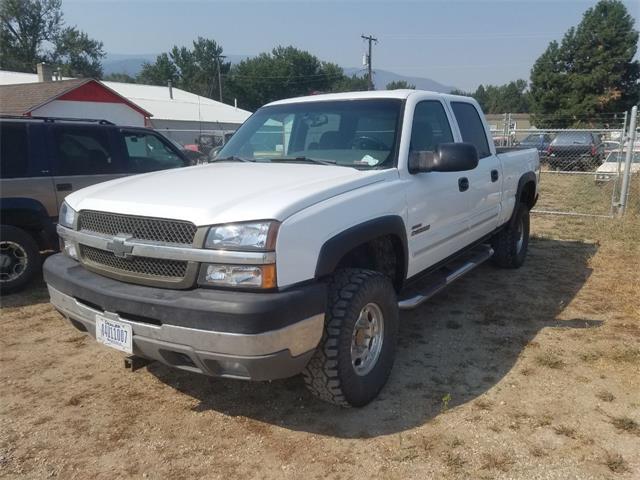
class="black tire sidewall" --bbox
[334,273,398,407]
[514,204,530,266]
[0,226,40,294]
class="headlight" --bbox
[200,264,277,289]
[204,221,279,251]
[59,202,77,229]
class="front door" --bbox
[405,100,473,278]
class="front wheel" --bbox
[303,269,398,407]
[0,225,41,294]
[491,203,530,269]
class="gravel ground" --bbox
[1,216,639,479]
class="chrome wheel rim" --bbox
[0,241,28,283]
[516,217,525,253]
[351,302,385,376]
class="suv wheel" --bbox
[0,226,41,294]
[303,269,398,407]
[491,202,530,269]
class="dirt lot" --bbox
[1,215,639,479]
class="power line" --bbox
[361,34,378,90]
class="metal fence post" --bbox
[609,111,628,216]
[619,105,638,217]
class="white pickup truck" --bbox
[44,90,539,407]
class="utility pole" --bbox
[216,54,226,102]
[361,34,377,91]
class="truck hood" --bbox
[65,163,392,226]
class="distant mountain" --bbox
[344,68,454,93]
[103,53,455,92]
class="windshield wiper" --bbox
[268,156,336,165]
[214,155,254,163]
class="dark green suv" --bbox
[0,116,190,293]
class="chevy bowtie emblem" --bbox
[106,234,134,259]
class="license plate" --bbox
[95,315,133,354]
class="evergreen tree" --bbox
[386,80,415,90]
[530,0,639,127]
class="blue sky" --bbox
[63,0,639,91]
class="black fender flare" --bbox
[0,197,57,247]
[314,215,409,280]
[509,172,537,228]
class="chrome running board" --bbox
[398,245,494,310]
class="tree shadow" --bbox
[149,238,599,438]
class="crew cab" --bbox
[0,117,191,293]
[43,91,539,407]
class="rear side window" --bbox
[53,126,116,175]
[410,101,454,151]
[451,102,491,159]
[122,131,185,173]
[0,123,29,178]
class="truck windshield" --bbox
[216,99,402,168]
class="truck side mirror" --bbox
[408,142,479,174]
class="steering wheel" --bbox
[351,136,389,151]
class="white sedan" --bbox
[595,150,640,183]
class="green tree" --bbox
[226,46,360,110]
[103,72,137,83]
[322,62,368,93]
[530,0,639,127]
[51,27,104,78]
[0,0,104,77]
[138,38,229,99]
[450,80,530,113]
[386,80,415,90]
[138,53,179,86]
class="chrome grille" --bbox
[80,245,188,279]
[78,211,197,245]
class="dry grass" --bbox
[603,452,630,474]
[535,352,565,369]
[481,452,513,472]
[553,425,577,438]
[536,171,640,218]
[1,213,639,479]
[596,390,615,402]
[611,416,640,435]
[443,452,466,470]
[474,399,493,411]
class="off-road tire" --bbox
[303,269,398,407]
[491,202,530,269]
[0,225,41,294]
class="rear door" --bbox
[0,122,58,218]
[49,124,126,208]
[449,101,502,239]
[405,100,472,276]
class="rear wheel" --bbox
[303,269,398,407]
[491,203,530,269]
[0,226,41,294]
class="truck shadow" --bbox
[149,237,599,439]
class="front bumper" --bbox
[44,254,326,380]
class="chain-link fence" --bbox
[491,109,639,219]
